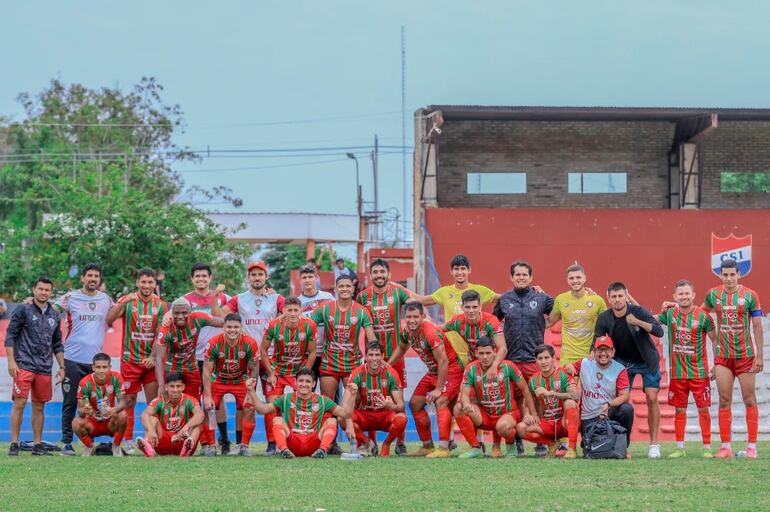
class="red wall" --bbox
[424,208,770,307]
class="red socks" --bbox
[565,408,579,449]
[200,421,215,446]
[455,415,480,448]
[413,409,432,442]
[384,414,408,446]
[353,422,369,444]
[718,408,732,443]
[674,411,687,443]
[241,420,256,446]
[113,430,124,447]
[264,413,275,443]
[80,434,94,448]
[320,423,337,450]
[125,406,135,440]
[436,407,452,442]
[698,410,711,446]
[272,423,288,451]
[746,405,759,443]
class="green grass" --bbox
[0,442,769,511]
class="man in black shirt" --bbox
[594,281,663,459]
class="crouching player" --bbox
[251,367,355,458]
[454,337,538,458]
[345,341,407,457]
[73,353,128,456]
[516,344,580,458]
[136,372,205,457]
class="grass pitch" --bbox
[0,442,768,511]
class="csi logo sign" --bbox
[711,233,752,277]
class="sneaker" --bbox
[203,445,217,457]
[648,444,661,459]
[448,439,458,451]
[328,441,343,456]
[702,448,714,459]
[547,443,559,458]
[563,448,578,459]
[121,440,136,456]
[714,447,734,459]
[412,446,435,457]
[458,446,484,459]
[668,448,686,459]
[555,447,568,458]
[31,444,52,456]
[180,438,196,457]
[61,443,76,456]
[219,439,231,456]
[368,440,379,457]
[112,445,124,457]
[8,443,19,456]
[265,442,277,456]
[135,437,156,458]
[535,444,548,458]
[426,447,451,458]
[515,438,525,456]
[82,445,94,457]
[505,443,518,458]
[746,447,758,459]
[380,443,391,457]
[280,448,295,459]
[311,448,327,459]
[395,442,407,456]
[490,446,504,458]
[237,444,252,457]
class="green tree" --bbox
[261,243,356,296]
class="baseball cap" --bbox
[594,335,614,349]
[247,260,268,273]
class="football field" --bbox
[0,442,768,511]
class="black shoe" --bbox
[516,438,525,456]
[265,442,277,456]
[312,448,327,459]
[280,448,295,459]
[8,443,19,456]
[32,443,53,456]
[448,439,458,451]
[60,443,76,456]
[535,444,548,458]
[219,440,231,456]
[327,442,343,455]
[395,442,407,456]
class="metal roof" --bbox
[208,212,359,243]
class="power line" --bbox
[176,157,349,174]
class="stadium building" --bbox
[413,105,770,440]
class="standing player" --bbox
[702,259,764,459]
[261,297,317,453]
[184,262,230,452]
[72,353,127,456]
[389,302,464,458]
[454,338,537,458]
[202,313,260,456]
[106,267,166,454]
[55,263,114,456]
[297,265,334,383]
[549,263,607,366]
[659,280,716,458]
[153,297,223,455]
[345,341,407,457]
[443,290,506,372]
[412,254,499,364]
[137,373,205,457]
[356,258,411,454]
[251,367,356,458]
[516,344,580,458]
[213,260,284,454]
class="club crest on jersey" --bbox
[587,301,593,308]
[529,301,537,309]
[89,302,96,311]
[350,316,358,323]
[255,299,262,307]
[711,233,752,277]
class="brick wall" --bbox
[436,120,675,208]
[700,121,770,208]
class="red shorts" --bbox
[390,359,407,387]
[413,365,464,400]
[179,370,202,397]
[513,361,539,381]
[287,431,321,457]
[479,408,521,431]
[668,378,711,408]
[121,361,156,394]
[264,375,297,398]
[210,381,250,410]
[352,409,397,431]
[12,369,52,402]
[714,357,754,377]
[320,368,351,380]
[155,429,185,455]
[539,417,569,440]
[87,417,115,438]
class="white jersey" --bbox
[57,290,113,364]
[299,290,334,355]
[576,358,630,420]
[225,290,284,343]
[184,290,229,361]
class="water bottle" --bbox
[208,409,217,430]
[97,398,108,417]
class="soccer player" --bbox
[261,297,317,451]
[389,302,464,458]
[213,259,284,454]
[5,277,65,456]
[454,337,537,458]
[516,344,580,458]
[55,263,114,455]
[548,263,607,366]
[72,353,127,456]
[297,265,334,384]
[154,297,223,455]
[702,259,764,459]
[443,290,506,372]
[184,262,231,453]
[412,254,499,364]
[345,341,407,457]
[137,372,205,457]
[658,280,716,458]
[106,267,166,453]
[202,313,260,456]
[251,367,356,458]
[356,258,412,454]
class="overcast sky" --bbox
[3,1,770,244]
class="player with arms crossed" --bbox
[73,353,127,457]
[389,302,465,458]
[137,372,205,457]
[659,279,717,458]
[345,341,407,457]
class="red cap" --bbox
[247,260,268,273]
[594,335,614,349]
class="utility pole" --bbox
[400,25,408,244]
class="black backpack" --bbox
[583,417,628,459]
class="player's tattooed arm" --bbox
[364,325,377,343]
[210,284,232,318]
[106,292,135,324]
[304,340,317,370]
[388,388,406,413]
[460,384,474,414]
[338,382,358,419]
[202,360,215,411]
